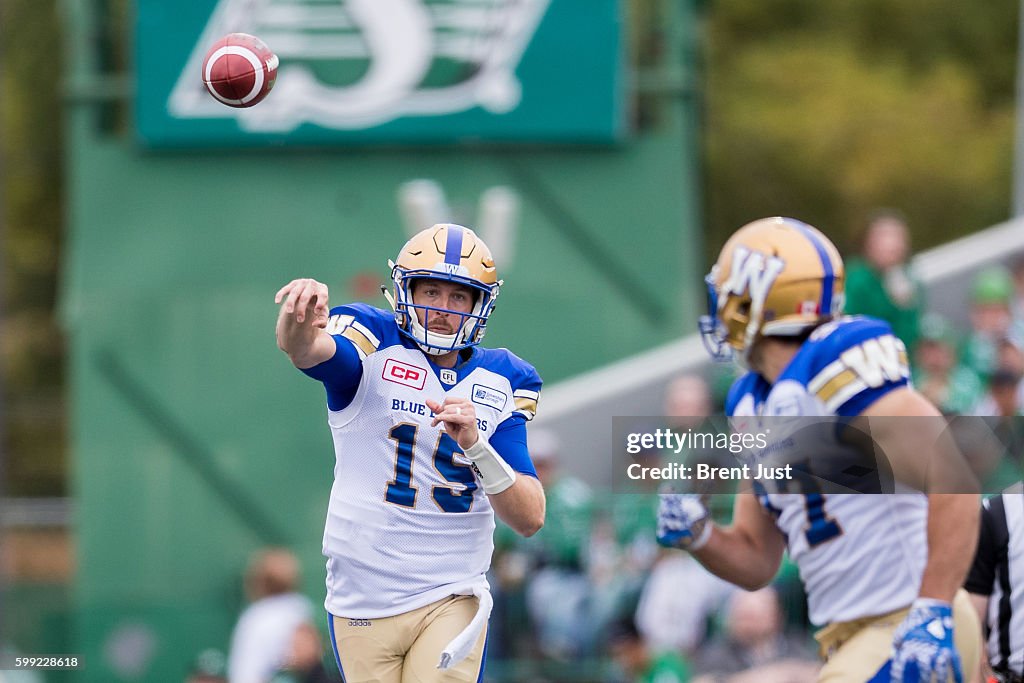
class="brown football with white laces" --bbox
[201,33,278,108]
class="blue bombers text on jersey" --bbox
[301,303,541,618]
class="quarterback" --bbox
[275,224,545,683]
[657,218,981,682]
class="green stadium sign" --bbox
[136,0,624,146]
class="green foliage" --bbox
[703,0,1017,258]
[1,0,66,495]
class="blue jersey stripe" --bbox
[444,225,464,266]
[792,220,834,314]
[476,630,489,682]
[327,613,346,682]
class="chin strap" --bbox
[382,285,461,355]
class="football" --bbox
[201,33,278,108]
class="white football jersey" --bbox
[727,316,927,626]
[303,304,541,618]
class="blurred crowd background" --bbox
[3,0,1024,682]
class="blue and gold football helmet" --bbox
[700,217,845,361]
[386,223,501,355]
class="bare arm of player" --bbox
[275,278,336,369]
[860,387,980,603]
[967,593,992,683]
[427,397,546,537]
[487,470,545,538]
[692,486,787,591]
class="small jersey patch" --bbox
[471,384,508,411]
[382,359,427,390]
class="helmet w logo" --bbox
[168,0,551,131]
[720,247,786,311]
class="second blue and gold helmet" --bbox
[700,217,845,361]
[386,223,501,355]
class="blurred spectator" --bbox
[974,368,1024,419]
[593,446,663,635]
[990,368,1024,418]
[948,416,1010,494]
[996,334,1024,417]
[844,211,922,351]
[663,375,734,503]
[607,617,690,683]
[912,313,983,415]
[487,536,532,660]
[664,374,713,430]
[635,552,734,655]
[228,548,315,683]
[186,648,228,683]
[971,369,1024,490]
[997,334,1024,380]
[692,587,818,682]
[268,623,341,683]
[961,265,1015,382]
[521,430,597,660]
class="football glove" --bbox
[890,599,961,683]
[656,493,712,550]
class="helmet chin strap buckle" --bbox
[381,287,398,311]
[409,314,464,355]
[699,315,733,363]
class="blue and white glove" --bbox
[890,599,961,683]
[656,493,712,550]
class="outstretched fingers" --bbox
[276,279,329,324]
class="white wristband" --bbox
[463,439,517,495]
[689,521,713,551]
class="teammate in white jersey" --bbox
[275,224,546,683]
[656,217,981,682]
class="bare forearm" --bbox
[920,493,979,602]
[968,592,993,683]
[687,493,786,590]
[692,522,784,590]
[489,474,545,538]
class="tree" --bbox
[702,0,1017,257]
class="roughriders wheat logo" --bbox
[168,0,551,131]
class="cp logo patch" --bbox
[382,359,427,390]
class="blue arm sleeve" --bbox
[489,414,537,477]
[299,335,364,411]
